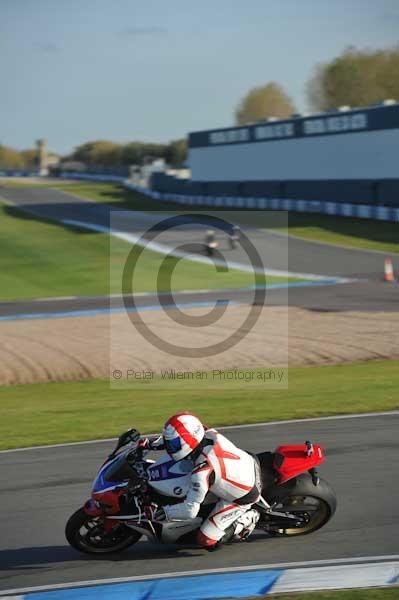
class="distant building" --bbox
[151,102,399,206]
[36,139,60,175]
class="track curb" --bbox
[1,557,398,599]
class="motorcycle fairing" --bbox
[122,516,202,544]
[147,454,193,498]
[92,453,131,494]
[273,444,325,483]
[90,453,132,513]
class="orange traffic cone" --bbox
[384,258,395,282]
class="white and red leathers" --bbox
[163,428,261,547]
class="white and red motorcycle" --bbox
[65,429,337,554]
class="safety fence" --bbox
[28,172,399,223]
[125,181,399,223]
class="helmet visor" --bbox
[164,436,182,456]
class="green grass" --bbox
[50,182,399,255]
[0,203,296,301]
[249,589,399,600]
[1,360,398,449]
[1,180,396,300]
[6,180,396,254]
[0,180,79,188]
[53,182,183,212]
[270,212,399,255]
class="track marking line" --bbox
[0,279,351,307]
[63,218,351,283]
[263,227,399,257]
[0,299,241,322]
[1,410,398,454]
[0,555,397,597]
[0,279,352,322]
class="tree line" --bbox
[2,46,398,171]
[235,45,399,124]
[66,138,187,169]
[0,145,38,171]
[0,139,188,171]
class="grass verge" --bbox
[5,180,396,254]
[50,182,399,255]
[0,360,398,450]
[52,181,180,212]
[0,203,296,301]
[271,212,399,255]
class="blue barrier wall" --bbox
[125,181,399,223]
[151,173,399,207]
[0,170,38,177]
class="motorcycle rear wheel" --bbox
[267,494,331,536]
[263,474,337,537]
[65,507,141,554]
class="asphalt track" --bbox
[1,281,399,320]
[0,184,398,315]
[1,413,398,592]
[0,187,398,592]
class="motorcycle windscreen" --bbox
[92,454,138,492]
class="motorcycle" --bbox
[229,226,241,249]
[65,429,337,554]
[204,230,219,256]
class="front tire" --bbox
[65,508,141,554]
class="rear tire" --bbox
[262,474,337,537]
[65,508,141,554]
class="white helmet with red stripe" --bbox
[163,413,205,461]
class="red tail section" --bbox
[273,443,325,484]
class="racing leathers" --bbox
[161,428,262,548]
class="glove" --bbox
[137,438,150,450]
[149,436,165,451]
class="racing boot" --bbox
[233,508,260,541]
[208,508,260,550]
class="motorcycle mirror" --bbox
[118,428,140,447]
[108,429,141,459]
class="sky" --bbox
[1,0,398,155]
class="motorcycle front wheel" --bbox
[65,507,141,554]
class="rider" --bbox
[141,412,261,550]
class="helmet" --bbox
[163,413,205,461]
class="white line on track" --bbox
[263,226,399,257]
[0,555,398,597]
[62,218,350,282]
[1,411,398,454]
[0,282,354,307]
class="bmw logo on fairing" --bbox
[173,486,183,495]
